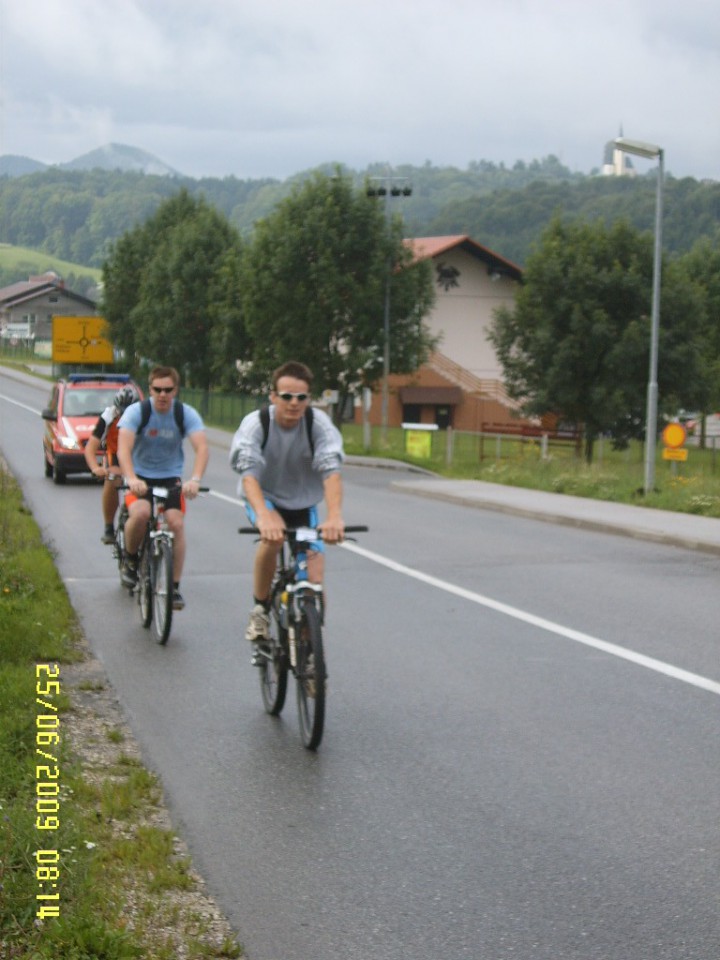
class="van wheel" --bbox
[44,449,53,478]
[52,462,66,485]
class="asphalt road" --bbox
[2,367,720,960]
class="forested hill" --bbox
[0,157,718,273]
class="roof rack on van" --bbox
[67,373,131,383]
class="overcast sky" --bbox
[1,0,718,182]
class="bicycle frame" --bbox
[239,524,367,749]
[137,487,176,644]
[278,528,324,667]
[116,481,207,644]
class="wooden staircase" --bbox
[427,352,522,412]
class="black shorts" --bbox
[130,476,184,512]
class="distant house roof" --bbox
[404,235,523,282]
[0,273,96,310]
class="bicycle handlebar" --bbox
[238,525,369,536]
[111,476,209,494]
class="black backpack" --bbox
[136,398,186,437]
[259,404,314,455]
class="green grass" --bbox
[0,242,101,283]
[0,465,243,959]
[341,423,720,517]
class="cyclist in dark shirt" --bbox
[84,385,139,543]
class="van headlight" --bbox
[59,437,80,450]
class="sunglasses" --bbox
[151,385,175,394]
[277,392,309,402]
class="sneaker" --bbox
[172,590,185,611]
[121,556,138,587]
[245,603,270,643]
[101,524,115,545]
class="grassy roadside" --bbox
[342,425,720,518]
[0,463,243,959]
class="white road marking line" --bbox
[341,541,720,698]
[0,393,40,414]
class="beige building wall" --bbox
[357,234,530,432]
[424,246,518,379]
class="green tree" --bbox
[680,230,720,433]
[239,171,436,418]
[488,217,709,462]
[102,190,245,388]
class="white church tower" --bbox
[601,127,636,176]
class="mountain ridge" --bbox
[0,144,180,178]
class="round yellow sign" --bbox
[662,423,686,449]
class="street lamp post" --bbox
[367,175,412,445]
[613,137,664,495]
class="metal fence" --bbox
[178,387,260,430]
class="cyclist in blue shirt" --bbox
[117,365,209,610]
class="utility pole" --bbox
[367,173,412,445]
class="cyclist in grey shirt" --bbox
[230,361,345,643]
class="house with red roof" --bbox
[362,235,528,432]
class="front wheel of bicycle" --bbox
[137,545,152,628]
[152,537,174,645]
[295,599,326,750]
[258,599,288,715]
[114,507,128,577]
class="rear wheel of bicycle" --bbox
[258,599,288,715]
[152,538,174,645]
[137,544,152,628]
[295,599,326,750]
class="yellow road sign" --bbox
[52,316,113,364]
[662,447,688,461]
[662,422,686,449]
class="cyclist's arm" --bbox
[117,427,146,495]
[84,434,107,479]
[242,475,286,541]
[319,472,344,543]
[182,430,209,499]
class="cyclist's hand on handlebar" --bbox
[319,516,345,545]
[128,476,148,496]
[182,477,201,499]
[256,509,286,542]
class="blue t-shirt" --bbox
[118,400,204,478]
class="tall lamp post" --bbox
[367,175,412,444]
[613,137,664,495]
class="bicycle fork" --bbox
[287,582,324,670]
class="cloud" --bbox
[1,0,718,180]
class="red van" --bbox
[42,373,142,484]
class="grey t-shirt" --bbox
[229,405,343,510]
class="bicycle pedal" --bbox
[251,647,269,666]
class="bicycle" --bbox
[116,481,208,645]
[239,524,368,750]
